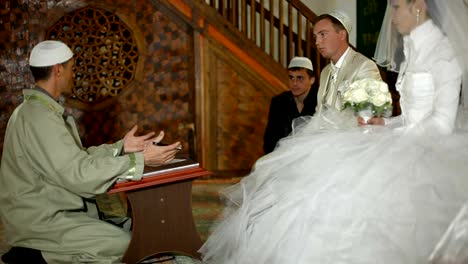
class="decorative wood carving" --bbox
[46,7,139,105]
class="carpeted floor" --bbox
[0,178,240,264]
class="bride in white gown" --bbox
[199,0,468,263]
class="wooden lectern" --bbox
[109,159,211,264]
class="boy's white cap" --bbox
[288,57,313,71]
[329,10,352,34]
[29,40,74,67]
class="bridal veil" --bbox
[374,0,468,108]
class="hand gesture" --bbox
[144,140,182,166]
[123,125,156,154]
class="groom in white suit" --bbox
[313,10,382,113]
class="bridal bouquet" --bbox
[341,78,393,122]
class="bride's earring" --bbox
[416,9,420,24]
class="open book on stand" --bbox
[142,158,199,178]
[115,157,199,183]
[110,157,210,194]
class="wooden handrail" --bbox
[198,0,320,70]
[288,0,318,22]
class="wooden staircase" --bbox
[163,0,323,88]
[158,0,322,174]
[202,0,322,70]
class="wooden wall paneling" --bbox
[306,21,312,59]
[200,36,219,171]
[184,26,198,162]
[193,26,204,167]
[203,37,278,173]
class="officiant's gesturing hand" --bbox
[144,130,181,165]
[122,125,181,165]
[123,125,156,153]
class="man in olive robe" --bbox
[0,40,181,263]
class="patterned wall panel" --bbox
[0,0,280,175]
[0,0,194,158]
[77,0,194,149]
[46,6,140,105]
[0,0,38,150]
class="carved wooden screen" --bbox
[46,7,139,105]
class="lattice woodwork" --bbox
[46,7,139,104]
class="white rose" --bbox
[363,81,373,91]
[378,81,389,93]
[353,82,362,89]
[350,88,369,103]
[371,93,388,107]
[342,90,352,102]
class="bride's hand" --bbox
[358,116,385,126]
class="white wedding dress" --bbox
[199,20,468,264]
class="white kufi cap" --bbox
[29,40,73,67]
[329,10,352,34]
[288,57,313,71]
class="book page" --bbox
[143,158,199,177]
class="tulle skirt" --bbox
[199,110,468,264]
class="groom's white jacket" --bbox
[316,48,382,113]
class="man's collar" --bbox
[331,47,351,70]
[33,85,56,100]
[24,88,65,115]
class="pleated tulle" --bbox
[200,109,468,264]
